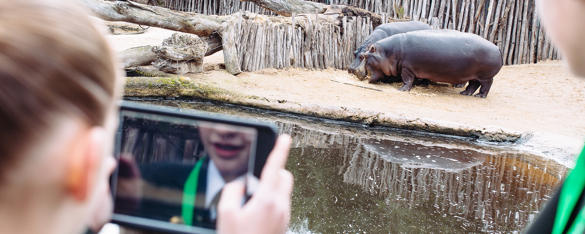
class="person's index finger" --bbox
[218,180,245,214]
[261,135,292,179]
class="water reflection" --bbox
[140,100,568,233]
[282,123,566,233]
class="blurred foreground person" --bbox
[0,0,293,234]
[525,0,585,233]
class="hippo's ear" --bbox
[368,45,376,53]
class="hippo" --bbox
[348,21,431,77]
[358,30,503,98]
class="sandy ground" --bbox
[109,25,585,166]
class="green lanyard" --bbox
[181,157,205,226]
[554,147,585,234]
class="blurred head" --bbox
[352,51,368,80]
[537,0,585,77]
[348,49,364,75]
[198,123,254,182]
[0,0,122,233]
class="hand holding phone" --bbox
[217,135,293,234]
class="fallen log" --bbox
[80,0,225,36]
[240,0,326,16]
[119,45,157,68]
[82,0,384,74]
[84,0,223,56]
[241,0,384,27]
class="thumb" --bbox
[218,180,245,217]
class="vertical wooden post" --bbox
[438,0,446,27]
[483,0,495,39]
[488,0,504,42]
[529,4,538,64]
[450,0,458,29]
[222,16,242,75]
[444,0,451,28]
[468,0,475,33]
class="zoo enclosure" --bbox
[160,0,558,71]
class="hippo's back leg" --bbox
[474,78,494,98]
[460,80,481,96]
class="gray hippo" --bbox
[358,30,502,98]
[348,21,431,77]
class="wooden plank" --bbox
[429,0,436,22]
[483,0,496,39]
[488,0,504,42]
[457,0,467,31]
[438,0,446,27]
[468,0,476,33]
[516,0,529,64]
[537,22,545,62]
[444,0,451,28]
[529,3,538,63]
[450,0,458,29]
[473,0,486,34]
[502,0,514,64]
[507,0,520,64]
[496,0,509,53]
[542,35,551,62]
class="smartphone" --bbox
[110,101,278,233]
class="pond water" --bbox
[133,98,568,233]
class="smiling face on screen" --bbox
[198,123,254,182]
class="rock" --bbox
[152,33,208,74]
[153,60,204,74]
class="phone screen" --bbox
[112,108,259,230]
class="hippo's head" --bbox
[360,43,398,83]
[348,48,365,75]
[360,45,384,83]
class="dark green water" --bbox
[136,99,567,233]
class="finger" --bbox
[261,135,292,180]
[275,170,293,233]
[218,180,245,217]
[276,169,294,198]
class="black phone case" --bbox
[110,101,278,233]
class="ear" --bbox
[369,45,376,53]
[66,127,106,201]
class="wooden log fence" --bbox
[159,0,560,71]
[230,14,373,71]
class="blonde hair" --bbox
[0,0,118,176]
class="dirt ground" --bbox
[109,25,585,166]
